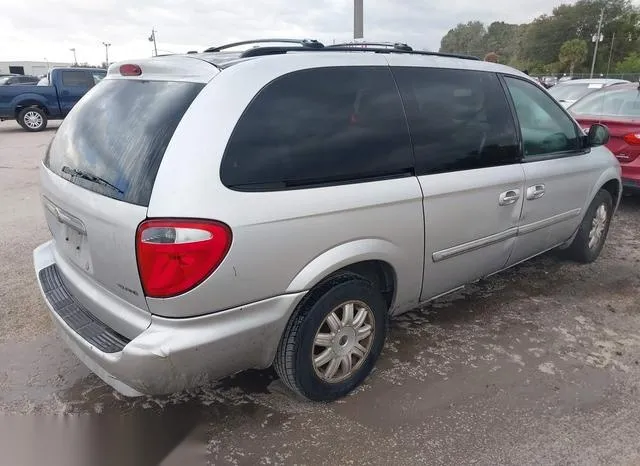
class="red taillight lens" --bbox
[119,64,142,76]
[136,220,232,298]
[623,133,640,145]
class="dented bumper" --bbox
[34,240,306,396]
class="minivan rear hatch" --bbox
[42,74,206,318]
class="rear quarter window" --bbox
[45,79,204,206]
[61,71,92,87]
[220,66,414,190]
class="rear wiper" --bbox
[62,166,124,194]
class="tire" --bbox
[274,272,388,401]
[17,106,48,132]
[564,189,613,263]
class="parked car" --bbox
[569,82,640,193]
[549,78,629,108]
[0,75,40,85]
[0,67,106,131]
[33,40,621,402]
[540,76,558,88]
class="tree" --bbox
[559,39,588,75]
[615,52,640,73]
[439,0,640,74]
[439,21,487,58]
[521,0,638,71]
[485,22,526,65]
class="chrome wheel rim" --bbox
[24,111,43,129]
[588,203,608,249]
[312,300,375,383]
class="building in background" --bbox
[0,61,70,77]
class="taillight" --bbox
[119,64,142,76]
[623,133,640,145]
[136,220,232,298]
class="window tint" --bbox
[62,71,90,87]
[45,80,204,206]
[393,67,519,175]
[221,66,413,190]
[505,77,580,157]
[570,87,640,118]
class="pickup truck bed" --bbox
[0,67,105,131]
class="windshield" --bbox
[570,87,640,118]
[45,79,204,206]
[548,83,600,102]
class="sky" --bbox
[0,0,578,65]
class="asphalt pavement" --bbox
[1,120,640,466]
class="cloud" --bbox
[0,0,575,64]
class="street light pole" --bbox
[606,32,615,77]
[149,28,158,57]
[70,48,78,66]
[102,42,111,68]
[354,0,363,39]
[590,7,605,78]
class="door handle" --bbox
[499,189,520,206]
[526,184,546,200]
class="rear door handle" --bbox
[499,189,520,206]
[526,184,546,200]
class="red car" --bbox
[569,82,640,192]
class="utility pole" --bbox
[149,28,158,57]
[606,32,615,77]
[70,48,78,66]
[590,7,605,78]
[354,0,363,39]
[102,42,111,68]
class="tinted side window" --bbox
[221,66,413,190]
[62,71,90,87]
[504,77,580,157]
[393,67,519,175]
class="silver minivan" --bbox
[34,40,621,401]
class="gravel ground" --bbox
[1,120,639,466]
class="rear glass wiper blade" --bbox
[62,166,124,194]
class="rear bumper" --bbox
[621,158,640,192]
[622,178,640,191]
[34,240,305,396]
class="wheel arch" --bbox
[562,170,621,249]
[13,96,49,118]
[285,239,405,312]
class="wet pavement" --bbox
[1,120,640,465]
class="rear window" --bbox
[570,87,640,118]
[549,83,595,101]
[45,79,204,206]
[61,71,92,87]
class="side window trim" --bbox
[496,73,525,163]
[500,74,588,162]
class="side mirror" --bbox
[588,123,609,147]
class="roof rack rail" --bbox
[204,38,324,53]
[328,41,413,52]
[238,45,479,61]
